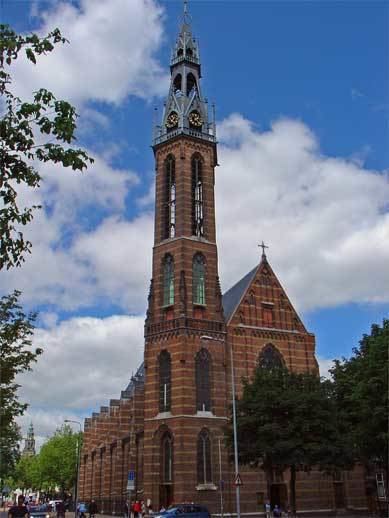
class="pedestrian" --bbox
[264,502,271,518]
[8,495,29,518]
[89,500,98,518]
[133,500,141,518]
[273,505,281,518]
[56,501,65,518]
[124,500,129,518]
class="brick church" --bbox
[78,5,367,515]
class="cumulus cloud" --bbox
[11,0,169,106]
[16,314,144,447]
[216,114,389,311]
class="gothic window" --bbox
[159,350,171,413]
[197,429,212,484]
[163,254,174,306]
[161,433,173,483]
[258,344,284,370]
[195,348,211,411]
[187,72,196,95]
[164,155,176,239]
[186,47,193,57]
[193,253,206,305]
[173,74,182,92]
[192,154,204,237]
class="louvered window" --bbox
[164,155,176,239]
[192,155,204,237]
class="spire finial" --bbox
[258,241,269,259]
[182,0,192,26]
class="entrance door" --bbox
[270,484,288,509]
[159,484,173,510]
[333,482,346,508]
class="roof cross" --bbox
[258,241,269,258]
[182,0,192,25]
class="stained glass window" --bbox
[159,350,171,412]
[193,254,206,305]
[258,344,283,369]
[196,348,211,411]
[163,255,174,306]
[197,429,212,484]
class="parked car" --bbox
[154,504,210,518]
[28,503,54,518]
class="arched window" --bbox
[197,429,212,484]
[192,154,204,237]
[258,344,284,369]
[173,74,182,92]
[159,350,171,412]
[163,255,174,306]
[161,433,173,483]
[164,155,176,239]
[193,254,206,305]
[195,348,211,411]
[187,72,196,95]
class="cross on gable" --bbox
[258,241,269,257]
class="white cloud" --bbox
[216,114,389,311]
[16,314,144,448]
[11,0,169,106]
[317,357,334,379]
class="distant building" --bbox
[22,422,36,456]
[78,4,367,515]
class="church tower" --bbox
[22,422,36,457]
[143,3,228,509]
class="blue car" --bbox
[154,504,210,518]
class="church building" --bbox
[78,6,367,515]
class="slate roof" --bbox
[222,264,258,322]
[124,362,145,394]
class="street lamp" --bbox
[64,420,82,518]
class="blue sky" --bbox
[2,0,388,446]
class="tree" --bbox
[12,454,42,491]
[0,290,42,481]
[331,320,388,482]
[0,24,93,270]
[232,365,346,515]
[38,425,81,495]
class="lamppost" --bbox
[64,420,82,518]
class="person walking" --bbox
[89,500,98,518]
[56,501,65,518]
[8,496,29,518]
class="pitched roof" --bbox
[222,264,258,322]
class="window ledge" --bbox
[196,410,214,417]
[162,304,174,309]
[193,303,207,308]
[156,411,172,419]
[196,483,217,491]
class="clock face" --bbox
[166,111,179,129]
[189,110,203,128]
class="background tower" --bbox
[143,5,228,509]
[22,422,36,457]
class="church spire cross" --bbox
[258,241,269,258]
[182,0,192,27]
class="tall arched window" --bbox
[173,73,182,92]
[197,429,212,484]
[258,344,284,369]
[159,350,171,412]
[193,253,206,305]
[161,433,173,483]
[192,154,204,237]
[195,348,211,411]
[164,155,176,239]
[187,72,196,95]
[163,255,174,306]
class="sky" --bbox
[1,0,388,450]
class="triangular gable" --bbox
[222,257,307,333]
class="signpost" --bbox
[127,471,135,491]
[235,473,243,487]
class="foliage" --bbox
[232,365,346,513]
[0,24,93,270]
[331,319,389,472]
[12,454,41,490]
[0,291,41,480]
[38,425,81,493]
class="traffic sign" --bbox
[235,473,243,486]
[127,470,135,490]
